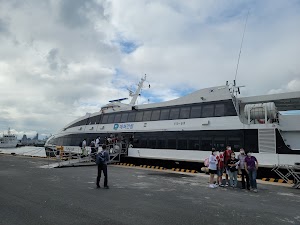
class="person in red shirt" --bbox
[223,146,233,186]
[216,150,224,187]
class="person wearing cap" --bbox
[95,136,100,150]
[244,152,258,192]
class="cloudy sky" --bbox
[0,0,300,139]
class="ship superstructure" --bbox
[0,128,18,148]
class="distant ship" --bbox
[0,128,18,148]
[45,76,300,167]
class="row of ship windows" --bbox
[134,137,243,151]
[49,136,258,153]
[49,130,259,153]
[67,100,237,129]
[133,132,258,152]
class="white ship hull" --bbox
[0,128,18,148]
[0,140,18,148]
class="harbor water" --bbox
[0,146,46,157]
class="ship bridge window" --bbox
[202,105,214,118]
[114,113,122,123]
[77,119,88,126]
[151,110,160,121]
[107,114,115,123]
[160,109,170,120]
[97,115,102,124]
[214,104,225,117]
[102,115,109,124]
[179,107,190,119]
[135,111,144,122]
[169,108,180,120]
[128,112,136,122]
[190,106,202,118]
[121,113,129,123]
[88,115,99,125]
[87,117,91,125]
[225,101,237,116]
[143,111,152,121]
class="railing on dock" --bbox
[271,164,300,189]
[45,143,128,168]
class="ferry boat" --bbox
[45,76,300,167]
[0,128,18,148]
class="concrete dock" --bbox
[0,154,299,225]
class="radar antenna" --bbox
[226,80,245,96]
[129,74,147,105]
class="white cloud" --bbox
[268,78,300,94]
[0,0,300,137]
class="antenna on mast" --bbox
[234,9,250,84]
[129,74,147,105]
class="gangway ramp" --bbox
[42,144,128,168]
[41,156,94,168]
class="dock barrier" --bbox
[114,163,198,173]
[261,178,293,184]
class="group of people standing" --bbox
[208,146,258,192]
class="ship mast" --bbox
[129,74,147,105]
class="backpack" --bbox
[96,151,105,165]
[204,157,209,167]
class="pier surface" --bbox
[0,154,299,225]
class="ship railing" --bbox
[271,164,300,189]
[45,145,123,167]
[232,95,240,115]
[45,148,95,167]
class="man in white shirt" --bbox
[82,139,87,156]
[95,137,100,150]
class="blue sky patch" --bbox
[117,39,139,54]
